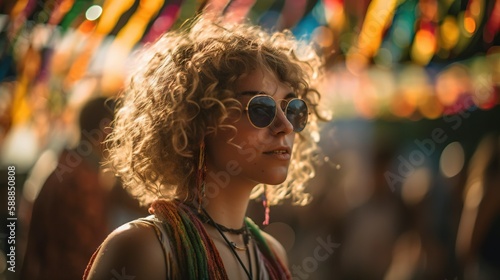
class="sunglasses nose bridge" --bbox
[279,99,287,111]
[271,100,294,133]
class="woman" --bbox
[84,15,324,280]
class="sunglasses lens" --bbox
[286,99,308,132]
[247,96,276,128]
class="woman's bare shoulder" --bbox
[85,220,166,280]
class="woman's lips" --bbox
[263,149,291,160]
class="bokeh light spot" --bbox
[464,16,476,34]
[86,5,103,21]
[312,26,334,48]
[440,142,465,178]
[402,168,431,205]
[440,16,459,50]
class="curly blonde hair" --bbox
[107,16,325,207]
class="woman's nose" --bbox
[270,105,293,135]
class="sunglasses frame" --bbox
[244,94,309,132]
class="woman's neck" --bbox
[202,177,255,230]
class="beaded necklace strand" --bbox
[201,207,253,280]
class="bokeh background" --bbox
[1,0,499,279]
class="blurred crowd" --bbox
[1,96,148,279]
[248,110,500,280]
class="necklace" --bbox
[201,207,253,280]
[230,241,247,251]
[197,213,247,235]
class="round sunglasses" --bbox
[244,95,309,132]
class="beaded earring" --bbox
[262,185,270,225]
[196,140,206,212]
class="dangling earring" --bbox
[262,185,270,225]
[196,140,206,212]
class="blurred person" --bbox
[457,134,500,280]
[20,96,135,280]
[84,14,325,280]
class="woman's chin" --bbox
[261,173,289,185]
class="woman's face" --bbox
[205,69,297,188]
